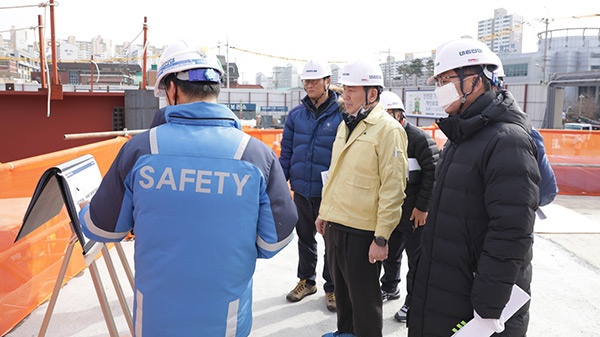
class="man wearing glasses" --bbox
[408,38,540,337]
[280,59,343,312]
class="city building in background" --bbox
[478,8,524,54]
[380,53,434,88]
[1,11,598,126]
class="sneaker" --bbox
[286,279,317,302]
[321,332,356,337]
[381,288,401,302]
[325,292,336,312]
[394,304,409,322]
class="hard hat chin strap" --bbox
[457,68,482,114]
[305,79,330,107]
[312,85,328,107]
[363,87,380,106]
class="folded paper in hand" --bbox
[451,285,530,337]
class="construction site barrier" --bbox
[423,126,600,196]
[0,137,128,336]
[538,129,600,196]
[244,125,600,195]
[243,126,284,157]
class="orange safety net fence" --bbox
[245,125,600,196]
[0,137,128,336]
[242,126,284,157]
[538,129,600,196]
[422,126,600,196]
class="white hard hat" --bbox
[427,38,501,85]
[154,40,225,97]
[301,59,331,80]
[491,52,505,77]
[380,91,405,111]
[339,59,385,87]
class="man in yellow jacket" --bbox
[316,59,408,337]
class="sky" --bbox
[1,0,599,84]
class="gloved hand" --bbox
[474,310,505,333]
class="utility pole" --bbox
[541,17,552,85]
[226,36,230,89]
[379,48,392,87]
[387,47,391,87]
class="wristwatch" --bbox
[374,236,387,247]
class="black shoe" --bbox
[381,288,400,303]
[394,304,409,322]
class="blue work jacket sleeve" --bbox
[245,138,297,258]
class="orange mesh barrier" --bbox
[243,126,283,157]
[243,124,600,195]
[421,124,448,150]
[538,129,600,196]
[422,126,600,196]
[0,137,128,336]
[244,125,600,195]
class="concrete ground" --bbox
[4,195,600,337]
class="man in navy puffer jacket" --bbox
[279,59,343,311]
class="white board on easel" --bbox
[15,154,133,337]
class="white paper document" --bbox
[451,285,531,337]
[407,158,421,179]
[321,170,329,186]
[408,158,421,171]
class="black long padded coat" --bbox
[408,90,540,337]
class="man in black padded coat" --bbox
[408,38,540,337]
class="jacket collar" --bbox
[165,102,242,130]
[437,89,530,143]
[341,103,387,145]
[301,89,338,116]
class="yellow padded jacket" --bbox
[320,103,408,240]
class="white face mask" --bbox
[434,82,460,111]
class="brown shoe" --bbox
[286,279,317,302]
[325,292,336,312]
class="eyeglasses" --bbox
[387,110,404,120]
[435,74,476,87]
[302,78,322,86]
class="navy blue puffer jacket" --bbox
[279,90,343,198]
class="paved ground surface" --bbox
[5,195,600,337]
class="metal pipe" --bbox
[49,0,58,85]
[37,15,47,89]
[142,17,148,90]
[523,83,528,112]
[64,129,147,140]
[226,36,230,89]
[90,56,94,92]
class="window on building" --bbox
[504,63,528,77]
[592,65,600,70]
[68,70,79,84]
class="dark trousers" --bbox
[326,223,383,337]
[381,210,423,306]
[294,193,334,292]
